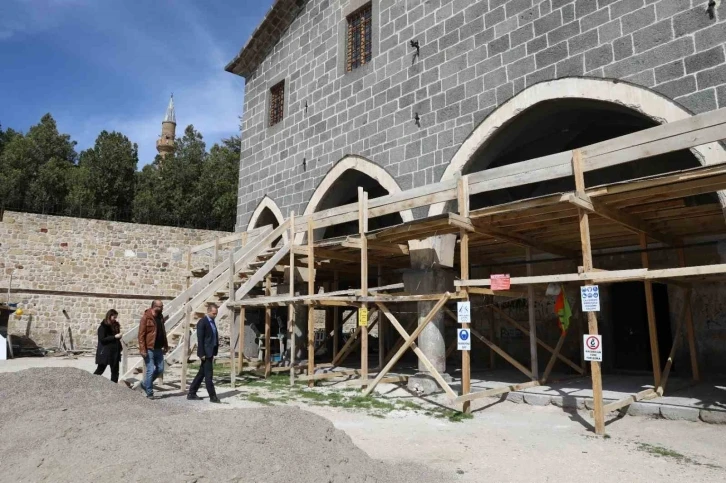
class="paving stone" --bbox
[660,405,701,422]
[506,392,525,403]
[626,402,662,418]
[700,409,726,424]
[523,393,552,406]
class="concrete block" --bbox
[654,60,685,83]
[535,41,568,69]
[660,405,701,422]
[626,402,661,418]
[581,8,610,32]
[614,36,634,62]
[556,53,584,77]
[550,395,585,409]
[700,409,726,425]
[622,5,655,35]
[673,6,713,38]
[534,11,562,36]
[585,44,613,71]
[548,20,580,45]
[685,46,725,74]
[568,29,598,55]
[696,64,726,90]
[610,0,644,20]
[506,392,525,404]
[654,75,697,99]
[511,24,534,47]
[523,393,552,406]
[676,89,718,114]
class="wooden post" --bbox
[121,340,128,377]
[289,212,297,386]
[238,307,245,373]
[640,233,661,388]
[677,248,700,382]
[333,271,340,361]
[458,176,471,414]
[573,149,605,436]
[264,274,272,379]
[229,251,237,387]
[526,248,539,381]
[181,300,191,391]
[489,304,495,369]
[377,264,384,370]
[359,187,369,388]
[307,219,315,387]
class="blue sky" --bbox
[0,0,273,166]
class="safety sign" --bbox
[457,301,471,323]
[359,307,368,327]
[583,334,602,361]
[491,274,511,291]
[457,329,471,351]
[580,285,601,312]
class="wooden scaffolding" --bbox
[194,107,726,436]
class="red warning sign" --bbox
[491,274,511,291]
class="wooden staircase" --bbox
[120,220,292,380]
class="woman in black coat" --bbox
[93,309,123,383]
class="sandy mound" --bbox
[0,368,446,483]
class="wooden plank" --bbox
[678,248,701,382]
[490,305,584,374]
[298,369,370,382]
[541,331,567,384]
[264,275,272,379]
[459,176,472,413]
[640,234,662,388]
[469,328,534,379]
[343,237,410,255]
[377,265,385,373]
[289,211,296,386]
[526,248,538,381]
[239,307,246,374]
[229,251,237,387]
[449,212,475,231]
[346,375,409,386]
[468,287,529,298]
[472,221,578,258]
[307,219,315,388]
[573,148,605,437]
[453,380,541,404]
[598,389,657,415]
[359,188,369,389]
[332,324,361,367]
[367,300,457,399]
[567,192,679,246]
[333,271,340,361]
[657,294,687,396]
[181,301,191,392]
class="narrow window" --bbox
[346,3,372,72]
[269,80,285,127]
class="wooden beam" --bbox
[307,219,315,388]
[333,271,340,361]
[678,248,701,382]
[657,294,687,396]
[359,188,369,389]
[264,274,272,379]
[181,300,191,391]
[449,212,475,231]
[377,265,385,374]
[453,380,541,404]
[471,220,578,259]
[597,389,658,416]
[526,248,538,381]
[298,369,370,382]
[567,192,679,246]
[366,299,457,399]
[573,148,605,436]
[332,317,380,367]
[346,375,409,386]
[459,176,472,414]
[468,287,529,298]
[640,233,661,389]
[541,331,567,384]
[289,211,296,386]
[229,251,237,387]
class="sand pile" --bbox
[0,368,446,483]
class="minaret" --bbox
[156,94,176,160]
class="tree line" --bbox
[0,114,239,231]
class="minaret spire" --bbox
[156,94,177,161]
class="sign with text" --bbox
[580,285,601,312]
[583,334,602,361]
[491,274,511,291]
[457,329,471,351]
[358,307,368,327]
[457,301,471,323]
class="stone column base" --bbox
[407,372,453,395]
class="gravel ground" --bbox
[0,368,444,483]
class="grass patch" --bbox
[638,443,685,460]
[245,393,275,407]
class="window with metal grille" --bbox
[346,3,372,72]
[269,80,285,127]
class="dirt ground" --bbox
[1,356,724,482]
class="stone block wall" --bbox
[1,211,230,349]
[236,0,726,228]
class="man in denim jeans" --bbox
[137,300,168,398]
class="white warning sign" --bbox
[580,285,601,312]
[583,334,602,362]
[457,301,471,323]
[457,329,471,351]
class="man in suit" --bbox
[187,304,220,403]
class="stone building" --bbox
[225,0,726,378]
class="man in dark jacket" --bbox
[137,300,169,398]
[187,304,220,403]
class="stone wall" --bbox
[0,211,230,349]
[236,0,726,228]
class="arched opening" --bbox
[464,98,716,210]
[247,196,287,245]
[301,155,413,242]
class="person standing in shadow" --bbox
[187,304,220,403]
[93,309,123,383]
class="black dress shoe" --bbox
[209,396,221,404]
[187,394,202,401]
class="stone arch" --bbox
[298,155,414,242]
[430,77,726,217]
[247,196,288,243]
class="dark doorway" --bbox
[611,282,673,373]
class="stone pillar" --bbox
[404,235,457,395]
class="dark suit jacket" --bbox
[196,316,219,359]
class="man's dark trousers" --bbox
[189,356,216,398]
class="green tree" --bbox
[75,131,138,220]
[199,135,240,231]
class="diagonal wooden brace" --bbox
[332,311,379,367]
[541,331,567,384]
[363,294,456,398]
[491,305,583,375]
[470,328,534,379]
